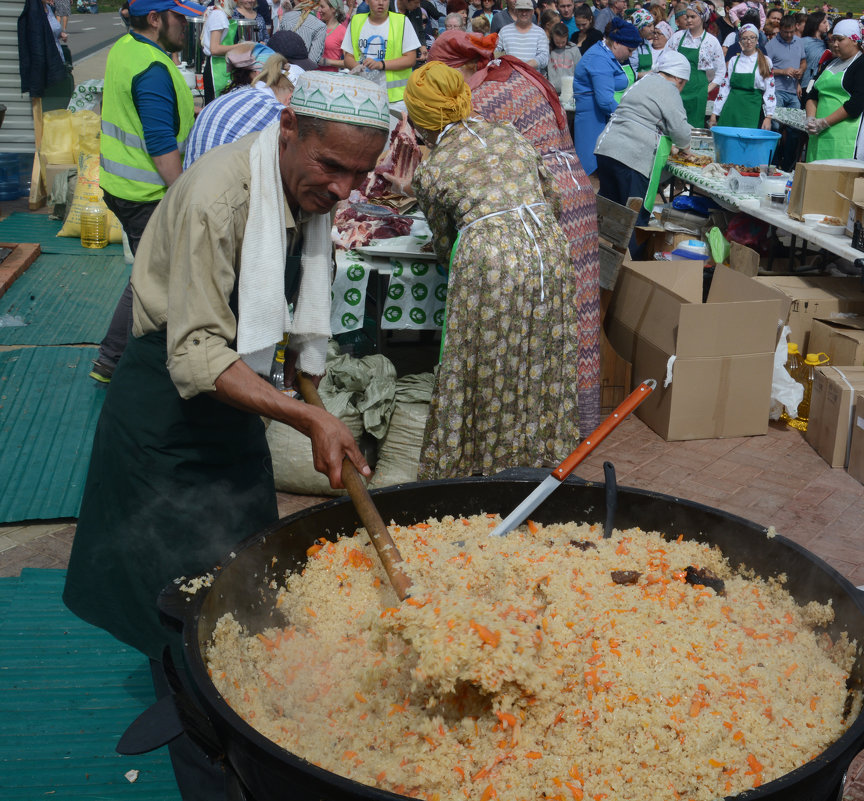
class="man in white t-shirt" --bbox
[342,0,419,102]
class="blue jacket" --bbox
[572,40,628,175]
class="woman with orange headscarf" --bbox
[404,62,580,479]
[427,29,602,435]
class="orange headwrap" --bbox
[404,62,473,133]
[427,31,498,69]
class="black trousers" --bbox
[96,190,160,368]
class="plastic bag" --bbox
[367,373,435,490]
[706,226,730,265]
[69,109,101,158]
[57,153,123,242]
[41,109,75,164]
[769,326,803,421]
[671,194,713,217]
[725,212,772,256]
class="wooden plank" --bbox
[0,242,40,299]
[598,287,632,416]
[597,196,642,292]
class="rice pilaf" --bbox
[206,515,860,801]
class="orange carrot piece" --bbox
[527,520,539,535]
[481,785,496,801]
[470,620,501,648]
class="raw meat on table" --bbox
[331,204,414,250]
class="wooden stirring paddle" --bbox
[297,373,412,601]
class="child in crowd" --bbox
[548,22,580,97]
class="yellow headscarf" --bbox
[404,62,473,135]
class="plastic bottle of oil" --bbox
[788,352,830,432]
[80,195,108,249]
[778,342,802,424]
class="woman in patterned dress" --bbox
[428,30,602,434]
[404,62,580,479]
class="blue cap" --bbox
[128,0,205,17]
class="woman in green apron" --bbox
[201,0,245,104]
[709,24,775,129]
[670,1,725,127]
[805,18,864,162]
[594,49,693,255]
[629,8,656,80]
[614,62,635,103]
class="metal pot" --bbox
[157,474,864,801]
[234,19,259,43]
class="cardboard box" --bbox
[843,177,864,236]
[809,316,864,366]
[635,227,693,256]
[804,366,864,468]
[787,162,864,222]
[727,242,759,277]
[752,275,864,353]
[605,261,791,440]
[845,392,864,485]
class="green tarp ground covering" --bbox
[0,213,123,256]
[0,569,180,800]
[0,347,105,521]
[0,253,129,346]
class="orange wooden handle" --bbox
[297,373,413,601]
[552,379,657,481]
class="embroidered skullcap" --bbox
[655,49,691,80]
[606,17,642,47]
[833,19,863,44]
[289,72,390,130]
[404,62,473,132]
[630,9,654,29]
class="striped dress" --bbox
[471,69,602,434]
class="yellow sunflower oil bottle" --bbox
[80,195,108,249]
[778,342,802,424]
[788,352,830,432]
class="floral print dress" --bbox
[413,118,580,479]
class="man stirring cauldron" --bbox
[63,71,389,799]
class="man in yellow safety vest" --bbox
[341,0,419,104]
[90,0,204,384]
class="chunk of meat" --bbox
[569,540,597,551]
[684,566,725,595]
[368,112,421,197]
[610,570,641,585]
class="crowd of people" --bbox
[55,1,864,796]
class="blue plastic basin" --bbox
[711,126,781,168]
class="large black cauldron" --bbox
[158,476,864,801]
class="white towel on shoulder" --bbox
[236,120,332,378]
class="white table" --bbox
[665,161,864,269]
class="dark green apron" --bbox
[63,331,278,661]
[614,63,636,103]
[678,31,708,127]
[637,45,653,74]
[718,55,762,128]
